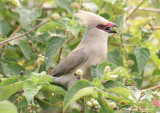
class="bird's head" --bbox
[76,10,117,33]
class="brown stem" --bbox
[0,20,50,45]
[138,7,160,12]
[0,25,23,57]
[38,0,47,8]
[32,60,38,72]
[0,0,46,57]
[151,27,160,30]
[66,36,75,44]
[28,39,44,55]
[126,0,145,21]
[142,85,160,91]
[8,24,23,39]
[57,47,63,63]
[12,90,24,96]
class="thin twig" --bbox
[0,20,50,45]
[0,0,46,56]
[142,85,160,91]
[8,24,23,39]
[149,23,160,30]
[12,90,24,96]
[28,39,44,55]
[0,25,23,56]
[66,36,74,44]
[38,0,47,8]
[151,27,160,30]
[32,60,38,72]
[126,0,145,21]
[57,47,63,63]
[138,7,160,12]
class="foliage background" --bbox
[0,0,160,113]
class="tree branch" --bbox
[138,7,160,12]
[149,23,160,31]
[0,25,23,57]
[151,27,160,30]
[0,0,47,57]
[57,47,63,63]
[126,0,145,21]
[142,85,160,91]
[38,0,47,8]
[0,20,50,45]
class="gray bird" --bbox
[50,10,117,88]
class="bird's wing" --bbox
[50,48,88,77]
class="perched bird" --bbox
[50,10,117,88]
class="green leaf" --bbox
[103,80,126,89]
[23,81,42,104]
[145,90,153,102]
[109,15,124,28]
[45,36,65,69]
[107,49,123,66]
[0,75,26,88]
[13,8,42,29]
[66,22,81,38]
[63,80,96,112]
[64,87,98,112]
[54,0,74,13]
[108,93,134,106]
[0,59,25,77]
[90,65,97,78]
[41,84,66,96]
[0,81,24,100]
[109,15,124,34]
[28,71,53,84]
[0,20,11,36]
[102,67,128,82]
[15,96,28,109]
[134,47,150,73]
[18,39,31,60]
[112,67,129,78]
[96,62,117,79]
[108,87,135,102]
[96,62,108,79]
[92,78,103,89]
[129,86,141,100]
[11,0,21,8]
[99,99,114,113]
[0,100,18,113]
[37,22,63,33]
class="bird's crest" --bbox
[76,10,109,27]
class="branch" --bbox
[0,20,50,45]
[142,85,160,91]
[0,0,46,56]
[149,23,160,30]
[151,27,160,30]
[66,36,74,44]
[0,24,23,57]
[57,47,63,63]
[138,7,160,12]
[38,0,47,8]
[126,0,145,21]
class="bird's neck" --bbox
[81,28,109,45]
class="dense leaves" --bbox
[0,0,160,113]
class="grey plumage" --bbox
[50,10,117,88]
